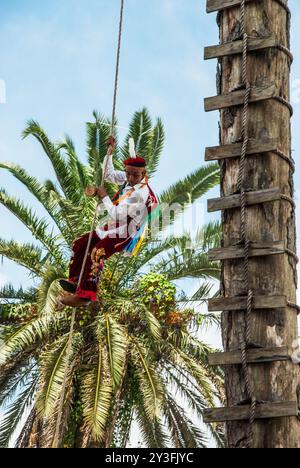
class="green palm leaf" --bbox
[36,332,83,419]
[164,394,207,448]
[131,340,163,419]
[159,163,220,209]
[104,315,128,389]
[121,108,152,160]
[0,163,71,239]
[0,189,64,265]
[0,314,59,366]
[134,403,169,448]
[146,118,165,176]
[22,121,75,203]
[0,372,38,448]
[81,329,113,442]
[0,239,43,275]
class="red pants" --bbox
[69,230,130,302]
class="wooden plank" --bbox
[208,188,281,212]
[208,346,290,366]
[206,0,254,13]
[203,401,298,423]
[204,36,277,60]
[208,241,285,261]
[206,0,255,13]
[205,138,278,161]
[204,84,276,112]
[208,295,287,312]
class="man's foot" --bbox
[59,279,78,294]
[59,294,90,308]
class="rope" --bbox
[110,0,124,137]
[274,149,295,173]
[287,302,300,314]
[276,44,293,64]
[101,0,125,188]
[273,95,294,117]
[285,248,299,264]
[52,0,125,448]
[281,194,296,210]
[237,0,257,448]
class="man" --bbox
[59,137,158,308]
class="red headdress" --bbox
[123,157,146,167]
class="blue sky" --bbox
[0,0,300,294]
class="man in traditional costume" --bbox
[59,137,158,307]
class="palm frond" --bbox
[121,108,152,160]
[131,340,163,419]
[134,404,169,448]
[14,408,39,448]
[104,315,128,389]
[155,250,220,282]
[159,163,220,217]
[165,367,225,448]
[0,314,60,366]
[0,239,43,276]
[195,221,222,250]
[81,329,113,443]
[36,332,83,419]
[146,118,164,176]
[140,306,162,341]
[43,180,89,241]
[37,266,67,314]
[0,189,64,265]
[0,162,71,239]
[87,112,114,186]
[58,135,91,195]
[163,393,207,448]
[0,372,38,448]
[168,346,216,407]
[22,120,75,202]
[0,358,36,407]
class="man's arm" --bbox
[85,137,126,198]
[103,154,126,185]
[103,136,126,185]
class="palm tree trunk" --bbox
[209,0,300,447]
[28,412,42,448]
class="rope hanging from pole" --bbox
[236,0,257,449]
[110,0,124,138]
[52,0,125,448]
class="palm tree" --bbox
[0,108,223,448]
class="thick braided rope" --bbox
[274,149,295,173]
[276,44,293,64]
[274,95,294,116]
[237,0,257,448]
[110,0,124,136]
[101,0,125,188]
[52,0,125,449]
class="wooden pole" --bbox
[205,0,300,448]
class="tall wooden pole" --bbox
[204,0,300,448]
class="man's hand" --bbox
[98,186,108,199]
[107,136,116,156]
[85,186,98,198]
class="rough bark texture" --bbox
[216,0,300,448]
